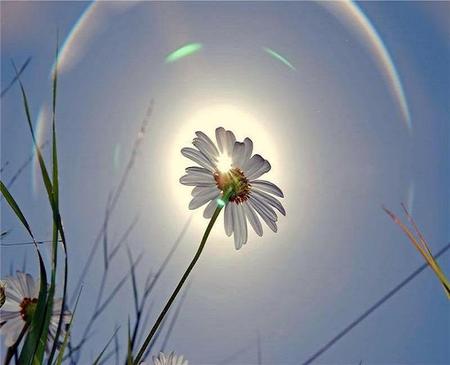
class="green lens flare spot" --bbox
[217,198,226,208]
[165,43,203,63]
[263,47,296,71]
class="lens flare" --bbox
[263,47,296,71]
[165,43,203,64]
[319,0,412,131]
[31,106,49,198]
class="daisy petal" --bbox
[242,154,262,172]
[193,138,218,163]
[247,159,271,180]
[231,204,243,250]
[181,147,215,172]
[3,286,23,307]
[238,204,248,247]
[225,130,236,157]
[243,202,263,236]
[1,317,24,347]
[248,198,278,232]
[232,142,246,169]
[185,166,212,176]
[189,188,219,209]
[191,185,218,197]
[224,203,233,236]
[244,154,271,180]
[215,127,227,154]
[242,137,253,166]
[0,297,21,312]
[196,131,220,158]
[17,272,33,298]
[252,189,286,216]
[203,198,219,219]
[5,277,24,299]
[0,310,21,322]
[249,195,278,221]
[250,180,284,198]
[179,174,215,187]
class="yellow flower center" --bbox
[214,168,251,204]
[19,297,38,323]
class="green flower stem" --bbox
[133,188,233,364]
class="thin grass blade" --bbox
[127,247,140,320]
[92,327,120,365]
[1,57,31,98]
[383,206,450,298]
[127,319,133,365]
[54,287,82,365]
[1,181,34,238]
[11,61,54,206]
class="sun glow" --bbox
[216,154,233,173]
[167,103,283,232]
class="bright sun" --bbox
[216,154,233,173]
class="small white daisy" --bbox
[0,271,71,348]
[180,127,285,249]
[142,352,187,365]
[0,280,6,308]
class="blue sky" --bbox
[1,1,449,364]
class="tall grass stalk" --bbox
[383,204,450,298]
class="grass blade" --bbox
[383,205,450,298]
[127,319,133,365]
[4,140,49,189]
[92,327,120,365]
[127,247,140,323]
[43,33,71,365]
[54,287,82,365]
[1,57,31,98]
[11,61,54,206]
[1,181,34,238]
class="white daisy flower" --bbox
[180,127,285,249]
[0,280,6,308]
[142,352,187,365]
[0,271,71,348]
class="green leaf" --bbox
[52,30,59,209]
[0,181,34,239]
[46,33,70,364]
